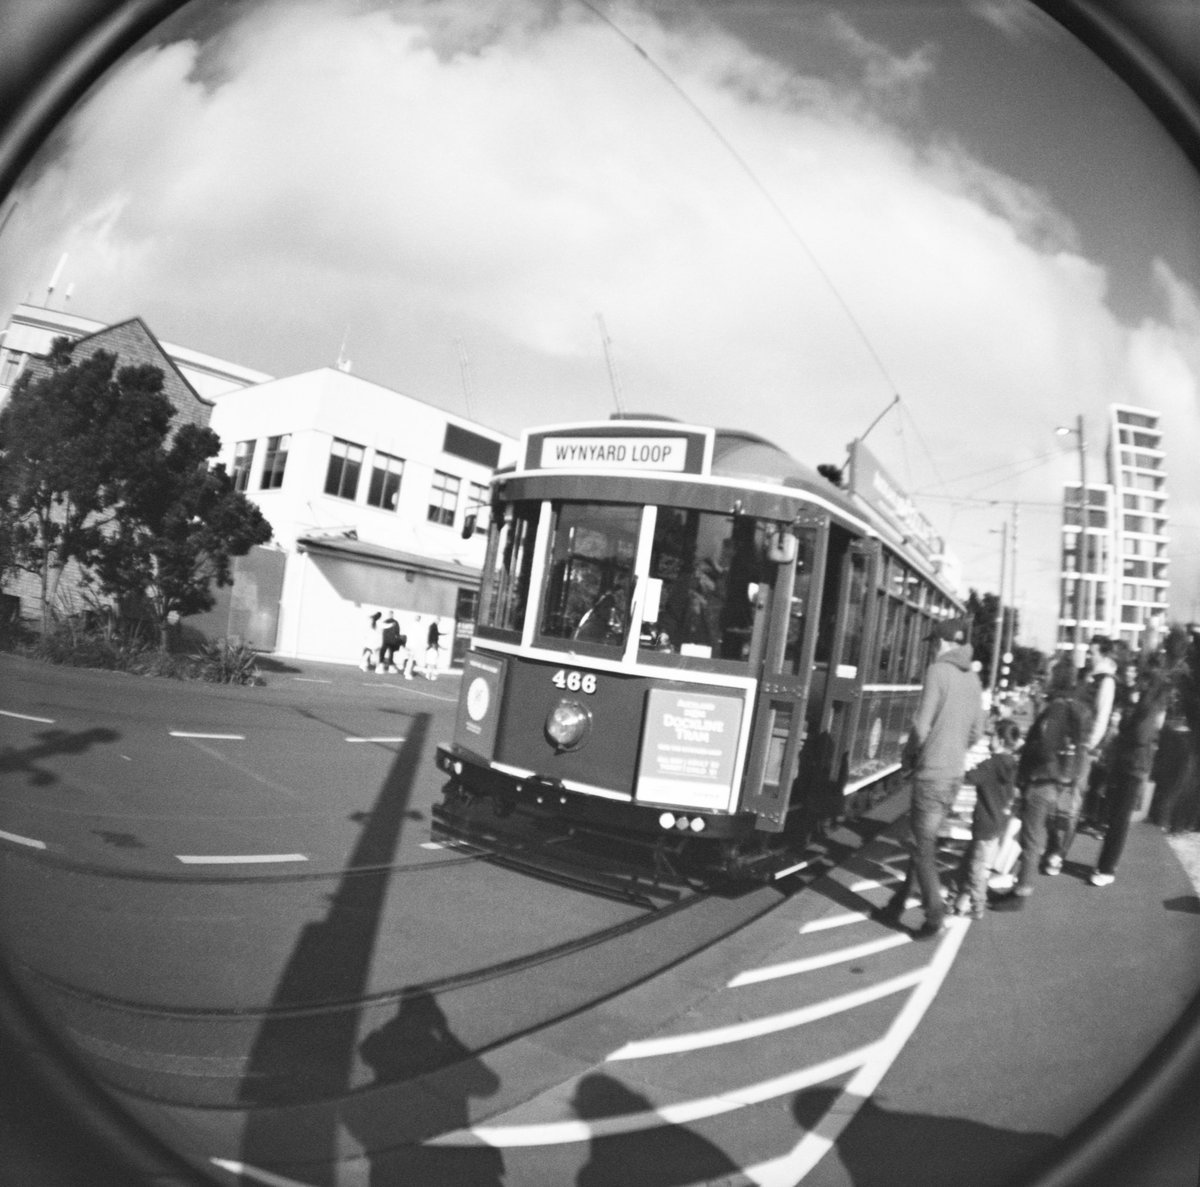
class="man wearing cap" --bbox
[880,617,984,939]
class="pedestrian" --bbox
[953,718,1022,919]
[1091,664,1171,886]
[424,617,442,680]
[994,659,1088,910]
[878,617,984,939]
[359,611,381,672]
[378,611,402,674]
[1042,635,1117,874]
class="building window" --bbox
[325,438,364,500]
[0,350,25,387]
[232,439,256,492]
[367,451,404,511]
[428,470,461,526]
[260,434,291,490]
[466,481,489,533]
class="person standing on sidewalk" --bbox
[1091,663,1171,886]
[880,618,984,939]
[996,664,1088,910]
[953,719,1022,919]
[1042,636,1117,876]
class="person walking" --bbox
[424,617,442,680]
[1091,664,1171,886]
[378,612,403,674]
[953,719,1022,919]
[879,618,984,939]
[359,611,382,672]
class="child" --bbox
[953,719,1022,919]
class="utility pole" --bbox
[1058,416,1088,663]
[988,519,1007,696]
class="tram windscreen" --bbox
[641,509,769,663]
[538,502,641,648]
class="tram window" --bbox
[480,500,539,635]
[539,502,640,648]
[640,509,770,665]
[838,551,869,670]
[876,593,901,680]
[784,529,817,670]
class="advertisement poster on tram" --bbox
[636,688,744,810]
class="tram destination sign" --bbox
[847,440,943,564]
[523,423,712,475]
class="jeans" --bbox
[956,835,1001,913]
[1016,782,1058,892]
[1097,769,1143,875]
[1044,752,1093,862]
[894,777,959,922]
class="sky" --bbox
[1,0,1199,650]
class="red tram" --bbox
[434,417,964,887]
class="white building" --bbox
[0,304,518,668]
[1057,403,1169,654]
[0,303,272,406]
[208,366,516,666]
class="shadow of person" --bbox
[573,1073,738,1187]
[792,1085,1059,1186]
[342,989,503,1187]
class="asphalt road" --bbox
[2,654,1199,1187]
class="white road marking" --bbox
[210,1159,314,1187]
[429,1044,879,1148]
[607,968,924,1061]
[0,709,55,724]
[344,736,407,744]
[0,829,47,850]
[291,677,332,684]
[169,731,246,741]
[742,918,971,1185]
[800,910,871,933]
[728,932,911,988]
[175,853,308,865]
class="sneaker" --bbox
[913,916,948,941]
[1044,854,1063,876]
[953,894,972,916]
[1090,872,1116,887]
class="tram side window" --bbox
[641,509,769,664]
[481,500,539,635]
[539,502,641,648]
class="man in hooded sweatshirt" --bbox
[879,617,984,939]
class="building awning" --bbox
[297,534,482,584]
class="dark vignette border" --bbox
[0,2,1198,1185]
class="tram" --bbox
[434,416,965,890]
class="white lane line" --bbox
[0,709,55,724]
[728,932,911,988]
[0,829,48,850]
[344,736,407,744]
[175,853,308,865]
[428,1044,879,1148]
[742,917,971,1186]
[210,1159,313,1187]
[291,677,332,684]
[800,911,871,934]
[606,968,924,1061]
[169,731,246,741]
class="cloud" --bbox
[1,0,1196,644]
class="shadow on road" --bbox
[236,712,449,1184]
[0,727,120,787]
[792,1085,1059,1186]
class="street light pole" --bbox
[988,520,1007,696]
[1058,416,1088,663]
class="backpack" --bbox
[382,620,401,647]
[1019,696,1088,786]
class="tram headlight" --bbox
[545,699,592,751]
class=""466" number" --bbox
[552,669,597,694]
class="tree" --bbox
[0,342,173,630]
[90,422,273,648]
